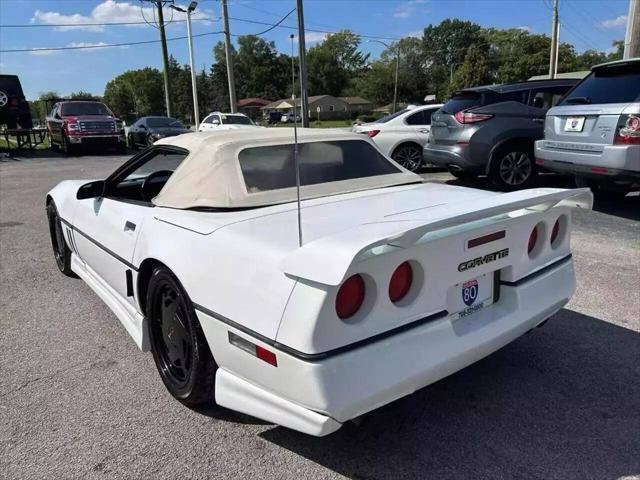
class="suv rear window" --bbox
[239,140,401,192]
[442,88,531,114]
[560,63,640,105]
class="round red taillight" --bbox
[335,274,365,319]
[528,226,538,255]
[389,261,413,303]
[550,219,560,245]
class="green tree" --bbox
[307,31,369,96]
[103,68,164,121]
[450,44,492,92]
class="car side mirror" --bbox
[77,180,106,200]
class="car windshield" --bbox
[559,63,640,105]
[375,109,409,123]
[221,114,253,125]
[61,102,112,116]
[146,117,183,128]
[239,140,402,192]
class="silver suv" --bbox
[535,58,640,197]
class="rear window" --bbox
[442,88,530,114]
[61,102,112,116]
[376,109,409,123]
[560,63,640,105]
[239,140,401,192]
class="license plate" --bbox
[564,117,585,132]
[448,273,494,320]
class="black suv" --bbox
[0,74,33,129]
[424,78,579,190]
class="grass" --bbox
[0,132,51,151]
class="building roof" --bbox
[237,98,272,107]
[261,95,347,109]
[152,129,419,209]
[339,96,372,105]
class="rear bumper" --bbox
[199,257,576,435]
[423,143,480,171]
[535,140,640,181]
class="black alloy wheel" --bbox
[490,146,536,191]
[392,144,423,172]
[46,201,75,277]
[147,267,217,406]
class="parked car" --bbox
[198,112,257,131]
[46,128,592,436]
[425,79,579,190]
[535,58,640,197]
[352,104,444,172]
[267,111,283,124]
[128,116,191,149]
[281,113,302,123]
[46,100,126,154]
[0,74,33,129]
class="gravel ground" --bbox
[1,152,639,480]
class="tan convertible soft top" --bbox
[152,128,421,209]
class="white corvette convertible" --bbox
[46,129,592,436]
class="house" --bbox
[339,96,373,114]
[261,95,351,120]
[237,98,272,120]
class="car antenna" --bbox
[290,33,303,247]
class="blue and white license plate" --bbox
[448,273,494,320]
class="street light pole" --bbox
[171,2,200,129]
[368,39,400,113]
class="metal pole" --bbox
[221,0,237,112]
[392,47,399,113]
[155,1,172,116]
[186,11,200,130]
[296,0,309,127]
[624,0,640,58]
[549,0,559,79]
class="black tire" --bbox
[146,134,156,146]
[128,133,137,150]
[46,201,76,277]
[450,170,478,180]
[147,267,217,406]
[116,142,127,154]
[61,134,76,156]
[489,144,536,191]
[392,143,423,172]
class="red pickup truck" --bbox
[46,100,126,154]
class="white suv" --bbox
[352,104,443,171]
[535,58,640,197]
[198,112,258,132]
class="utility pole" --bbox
[548,0,559,79]
[154,1,172,117]
[170,2,199,129]
[221,0,237,113]
[296,0,310,127]
[368,40,400,113]
[624,0,640,58]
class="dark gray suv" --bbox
[424,79,579,190]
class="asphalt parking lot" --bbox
[1,151,639,480]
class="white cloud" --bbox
[28,42,127,56]
[31,0,213,32]
[394,0,427,19]
[516,25,533,32]
[292,32,328,44]
[601,15,627,28]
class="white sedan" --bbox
[198,111,259,131]
[352,104,443,171]
[46,128,591,436]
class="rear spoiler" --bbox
[281,188,592,286]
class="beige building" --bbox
[262,95,360,120]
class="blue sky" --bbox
[0,0,631,100]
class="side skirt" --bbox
[71,254,149,351]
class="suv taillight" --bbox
[454,110,494,124]
[614,114,640,145]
